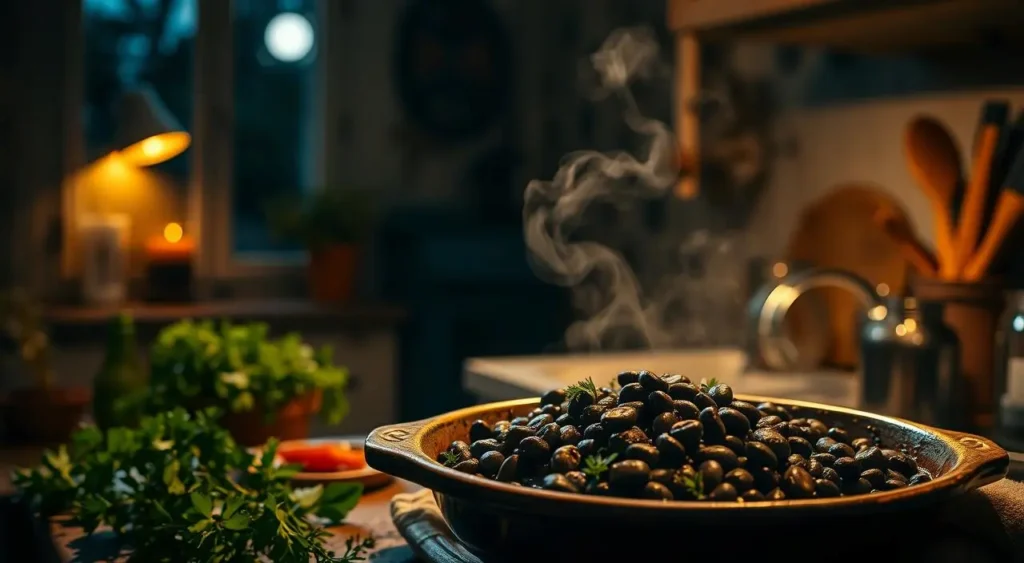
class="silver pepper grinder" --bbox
[859,296,963,428]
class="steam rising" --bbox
[523,28,681,350]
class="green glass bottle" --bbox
[92,312,148,429]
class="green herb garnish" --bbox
[14,409,364,562]
[339,535,376,562]
[440,451,460,467]
[675,471,705,500]
[699,377,720,392]
[565,377,599,402]
[582,452,618,480]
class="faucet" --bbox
[749,267,884,372]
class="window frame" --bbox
[66,0,339,294]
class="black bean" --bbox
[518,436,551,463]
[699,460,724,490]
[469,420,492,443]
[741,489,765,502]
[855,446,887,471]
[596,395,617,409]
[724,435,746,457]
[860,468,885,489]
[655,434,687,466]
[707,384,734,406]
[708,483,739,501]
[833,457,862,481]
[788,436,814,458]
[699,407,728,444]
[718,407,751,436]
[448,441,472,463]
[541,388,566,406]
[782,465,815,499]
[806,419,828,440]
[649,468,674,486]
[536,423,561,449]
[586,481,611,495]
[828,443,856,459]
[693,392,718,411]
[550,445,581,473]
[565,471,587,490]
[827,427,851,444]
[766,488,786,500]
[885,450,918,477]
[663,373,690,384]
[842,477,872,495]
[669,419,703,453]
[668,382,700,402]
[851,437,873,451]
[540,404,562,417]
[651,411,680,436]
[756,415,784,429]
[579,405,606,427]
[670,466,701,500]
[470,438,501,459]
[729,400,762,425]
[567,392,594,418]
[478,451,504,478]
[815,437,837,453]
[528,408,544,419]
[806,460,824,478]
[577,438,597,458]
[496,454,519,482]
[696,445,739,472]
[673,400,701,421]
[609,459,651,490]
[583,423,608,445]
[725,468,755,492]
[527,414,554,430]
[787,424,813,441]
[617,370,640,386]
[821,466,841,485]
[886,469,908,484]
[600,406,638,432]
[554,414,574,427]
[504,426,534,449]
[757,402,792,421]
[638,370,669,393]
[646,391,675,415]
[624,443,660,467]
[883,479,908,490]
[642,481,674,500]
[491,420,511,438]
[542,473,580,493]
[787,454,808,470]
[453,459,479,474]
[608,427,649,455]
[750,428,791,464]
[811,453,836,467]
[745,441,778,470]
[815,479,841,498]
[559,425,582,446]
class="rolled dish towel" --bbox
[390,481,1024,563]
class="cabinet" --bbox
[668,0,1024,198]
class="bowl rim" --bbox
[366,395,1009,515]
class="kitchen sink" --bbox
[463,348,858,407]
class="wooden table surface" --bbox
[1,446,425,562]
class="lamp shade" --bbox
[114,86,191,167]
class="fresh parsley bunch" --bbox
[146,320,349,424]
[14,409,369,562]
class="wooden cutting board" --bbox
[784,184,911,368]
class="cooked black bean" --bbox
[855,446,887,471]
[642,481,674,500]
[504,426,534,449]
[886,469,909,484]
[696,445,739,472]
[883,479,908,490]
[668,382,700,402]
[655,434,687,466]
[617,370,640,386]
[815,479,841,498]
[756,415,784,429]
[470,438,501,459]
[469,420,492,443]
[638,370,669,393]
[750,428,791,463]
[536,423,561,449]
[699,407,727,445]
[583,423,608,444]
[884,450,918,477]
[496,454,520,482]
[829,443,856,459]
[806,459,824,479]
[815,437,837,453]
[741,489,766,502]
[624,443,660,467]
[729,400,762,425]
[860,468,885,489]
[673,400,701,421]
[577,438,598,459]
[782,466,815,499]
[567,392,594,418]
[827,427,851,444]
[609,459,651,490]
[842,477,872,496]
[651,411,679,436]
[821,466,841,485]
[787,436,814,458]
[699,460,725,491]
[608,427,649,455]
[692,392,718,411]
[745,441,778,470]
[518,436,551,463]
[756,402,792,421]
[811,453,836,467]
[579,405,606,427]
[453,459,479,474]
[527,414,554,429]
[909,472,932,485]
[617,382,647,404]
[708,483,739,501]
[723,435,746,457]
[478,451,504,478]
[554,414,575,427]
[718,407,750,436]
[542,473,579,493]
[669,419,703,453]
[851,437,873,451]
[491,420,511,438]
[448,441,472,463]
[601,406,639,433]
[550,445,582,473]
[725,468,755,492]
[559,425,582,446]
[707,383,734,407]
[787,454,808,470]
[833,457,862,481]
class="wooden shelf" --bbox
[668,0,1024,53]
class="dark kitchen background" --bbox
[2,0,1024,433]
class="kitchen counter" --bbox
[464,348,860,406]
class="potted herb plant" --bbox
[145,319,349,446]
[0,290,91,444]
[267,188,374,303]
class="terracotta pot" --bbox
[1,386,91,445]
[308,244,360,303]
[218,390,322,447]
[912,277,1006,433]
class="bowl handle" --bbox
[941,429,1010,489]
[364,419,433,475]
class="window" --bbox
[75,0,332,285]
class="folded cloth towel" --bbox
[390,480,1024,563]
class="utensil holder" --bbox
[911,277,1006,432]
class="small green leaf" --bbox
[291,485,323,510]
[189,519,212,532]
[191,492,213,517]
[222,495,245,519]
[316,482,363,524]
[222,512,249,530]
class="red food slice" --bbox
[277,443,367,472]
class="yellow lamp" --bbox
[113,86,191,167]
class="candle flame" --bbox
[164,222,184,243]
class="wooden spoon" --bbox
[904,116,963,279]
[872,207,939,278]
[964,145,1024,280]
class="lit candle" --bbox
[144,222,195,302]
